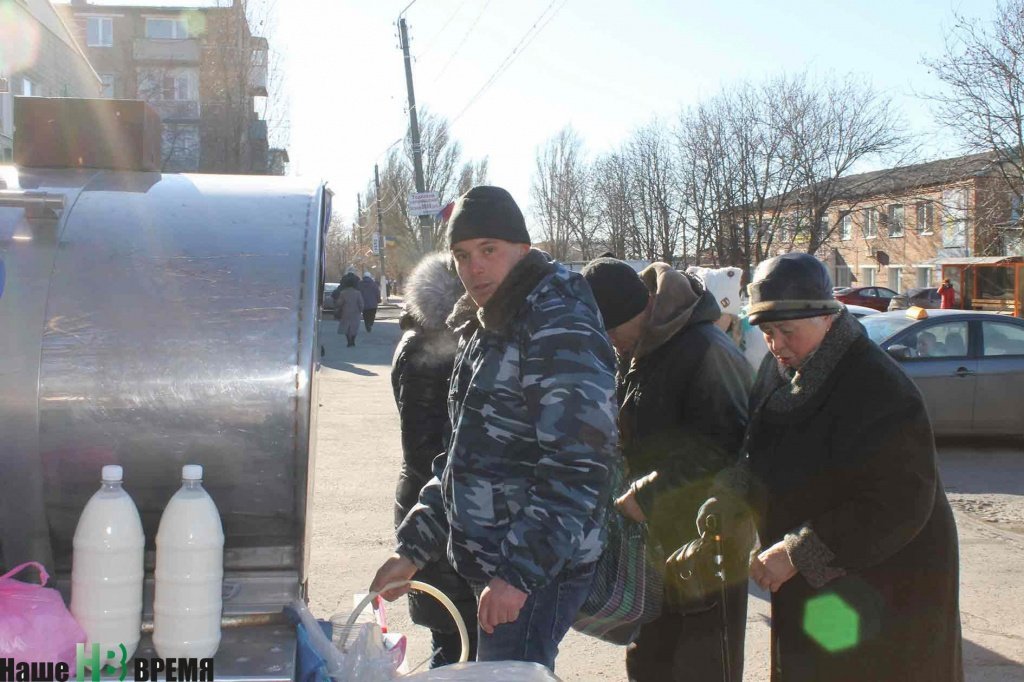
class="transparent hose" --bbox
[347,580,470,664]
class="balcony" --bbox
[249,36,268,97]
[147,99,200,121]
[133,38,201,64]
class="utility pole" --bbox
[398,17,433,251]
[373,164,387,290]
[356,192,363,271]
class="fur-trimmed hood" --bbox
[403,252,465,331]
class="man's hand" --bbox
[615,487,647,523]
[477,577,528,634]
[370,553,418,601]
[750,541,797,593]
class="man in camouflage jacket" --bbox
[371,186,619,670]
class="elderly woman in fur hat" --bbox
[697,252,962,682]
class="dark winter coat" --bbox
[742,310,962,682]
[360,275,381,310]
[620,264,753,555]
[390,253,474,631]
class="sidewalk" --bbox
[307,313,1024,681]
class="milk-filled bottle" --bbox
[71,465,145,662]
[153,464,224,658]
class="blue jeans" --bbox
[474,564,595,671]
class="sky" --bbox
[277,0,998,236]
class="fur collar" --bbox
[403,252,465,331]
[761,309,863,415]
[446,249,555,334]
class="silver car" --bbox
[860,309,1024,437]
[322,282,340,312]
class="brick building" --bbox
[55,0,282,174]
[0,0,101,162]
[762,153,1022,292]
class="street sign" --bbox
[371,233,380,254]
[408,191,440,217]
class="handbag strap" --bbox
[0,561,48,586]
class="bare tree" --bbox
[777,72,910,255]
[625,121,683,262]
[531,126,592,261]
[591,150,635,259]
[924,0,1024,206]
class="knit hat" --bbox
[747,252,842,325]
[581,257,651,330]
[447,186,531,247]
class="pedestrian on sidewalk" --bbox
[371,186,619,672]
[391,252,478,667]
[334,272,363,347]
[360,272,381,332]
[699,252,962,682]
[582,258,753,682]
[939,277,957,309]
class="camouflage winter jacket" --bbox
[396,249,619,594]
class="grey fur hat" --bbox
[747,252,841,325]
[403,252,465,331]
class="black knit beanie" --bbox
[581,258,650,330]
[447,186,531,247]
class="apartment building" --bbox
[0,0,101,162]
[56,0,278,173]
[766,153,1020,293]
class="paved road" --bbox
[309,313,1024,680]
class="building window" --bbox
[146,17,190,39]
[835,265,852,288]
[863,208,878,239]
[888,267,902,293]
[820,214,830,237]
[942,188,968,248]
[888,204,905,237]
[861,266,876,286]
[87,17,113,47]
[916,201,934,235]
[138,68,197,102]
[100,74,115,98]
[916,266,933,288]
[20,78,33,96]
[840,213,852,240]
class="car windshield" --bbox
[860,314,918,345]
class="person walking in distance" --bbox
[370,186,619,671]
[333,272,363,347]
[582,257,753,682]
[391,252,478,666]
[360,272,382,332]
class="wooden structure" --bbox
[940,256,1024,317]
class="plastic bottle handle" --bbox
[348,580,469,663]
[0,561,49,586]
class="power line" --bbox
[398,0,418,19]
[432,0,494,84]
[416,0,469,59]
[450,0,567,125]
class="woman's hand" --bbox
[615,487,647,522]
[750,541,797,592]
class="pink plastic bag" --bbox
[0,562,86,664]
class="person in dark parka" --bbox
[391,252,478,667]
[700,252,962,682]
[360,272,382,331]
[582,258,753,682]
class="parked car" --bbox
[888,286,959,312]
[844,303,880,318]
[860,308,1024,436]
[322,282,340,312]
[833,285,899,312]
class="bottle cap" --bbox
[101,465,123,482]
[182,464,203,481]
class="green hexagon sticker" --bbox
[803,593,860,653]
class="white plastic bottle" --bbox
[71,464,145,662]
[153,464,224,658]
